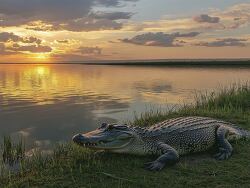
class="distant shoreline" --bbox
[80,59,250,66]
[1,59,250,66]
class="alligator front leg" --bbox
[145,142,179,171]
[214,125,233,160]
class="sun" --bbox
[32,53,51,62]
[35,54,48,60]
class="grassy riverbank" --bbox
[1,85,250,188]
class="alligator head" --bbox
[72,123,136,152]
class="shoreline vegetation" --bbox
[0,59,250,66]
[1,84,250,187]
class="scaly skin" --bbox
[72,116,250,171]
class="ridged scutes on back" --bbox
[145,116,221,137]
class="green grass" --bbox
[1,84,250,188]
[1,136,25,166]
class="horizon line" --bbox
[1,58,250,66]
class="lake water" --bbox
[0,64,250,153]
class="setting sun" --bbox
[34,54,50,60]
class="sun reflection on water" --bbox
[36,66,47,76]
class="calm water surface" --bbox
[0,64,249,153]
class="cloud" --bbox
[121,32,200,47]
[193,14,220,23]
[0,32,21,42]
[0,32,48,54]
[124,16,224,33]
[8,44,52,53]
[24,15,129,32]
[196,38,247,47]
[0,43,5,53]
[25,21,61,32]
[56,40,69,44]
[77,46,102,55]
[0,0,137,31]
[174,32,201,37]
[22,36,42,44]
[0,42,19,55]
[216,3,250,29]
[220,3,250,19]
[25,19,122,32]
[62,18,123,32]
[0,0,136,22]
[124,3,250,34]
[95,0,137,7]
[51,46,103,61]
[0,32,42,44]
[89,11,134,20]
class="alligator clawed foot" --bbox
[144,161,165,171]
[214,148,232,160]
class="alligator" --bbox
[72,116,250,171]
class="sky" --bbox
[0,0,250,63]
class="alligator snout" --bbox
[72,134,84,143]
[72,133,105,147]
[73,124,134,150]
[72,134,93,144]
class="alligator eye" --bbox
[99,123,108,129]
[107,124,114,130]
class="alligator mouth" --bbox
[82,142,97,147]
[73,133,134,149]
[77,139,134,150]
[78,140,110,147]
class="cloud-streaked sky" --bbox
[0,0,250,62]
